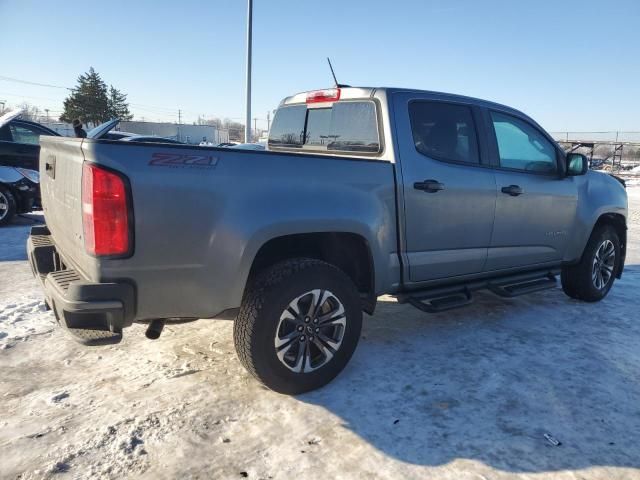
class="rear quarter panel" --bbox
[80,141,399,320]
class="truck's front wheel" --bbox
[561,225,620,302]
[234,258,362,395]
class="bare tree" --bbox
[594,145,613,160]
[624,146,639,161]
[223,118,245,142]
[197,116,223,129]
[17,102,44,122]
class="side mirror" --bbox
[566,153,588,176]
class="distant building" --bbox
[41,122,75,137]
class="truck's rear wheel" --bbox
[0,186,17,226]
[561,225,620,302]
[234,258,362,394]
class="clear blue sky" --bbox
[1,0,638,132]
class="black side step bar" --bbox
[488,273,557,298]
[403,288,472,313]
[397,269,560,314]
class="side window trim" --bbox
[485,107,560,176]
[471,105,491,167]
[407,98,486,167]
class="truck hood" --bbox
[589,169,627,191]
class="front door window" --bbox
[490,111,557,174]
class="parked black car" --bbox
[0,165,40,225]
[0,110,58,225]
[0,110,60,170]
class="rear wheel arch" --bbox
[247,232,376,314]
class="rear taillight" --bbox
[306,88,341,104]
[82,163,131,256]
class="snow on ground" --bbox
[1,193,640,480]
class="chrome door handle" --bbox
[501,185,523,196]
[414,179,445,193]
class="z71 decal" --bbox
[149,153,218,169]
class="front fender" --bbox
[0,166,22,183]
[564,171,628,263]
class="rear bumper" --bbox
[27,225,135,345]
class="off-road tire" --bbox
[234,258,362,395]
[561,225,620,302]
[0,185,17,226]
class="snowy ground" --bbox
[1,191,640,480]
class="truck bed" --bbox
[37,137,399,322]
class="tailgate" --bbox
[39,136,89,276]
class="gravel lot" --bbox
[1,189,639,480]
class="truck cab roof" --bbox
[271,86,538,160]
[281,86,524,116]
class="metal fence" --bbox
[550,131,640,144]
[552,132,640,174]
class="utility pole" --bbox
[244,0,253,143]
[45,109,50,121]
[253,117,258,142]
[267,111,270,132]
[178,109,182,142]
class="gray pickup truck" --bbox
[28,87,628,394]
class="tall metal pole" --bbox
[244,0,253,143]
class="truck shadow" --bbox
[297,267,640,473]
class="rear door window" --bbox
[408,101,480,164]
[269,101,380,154]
